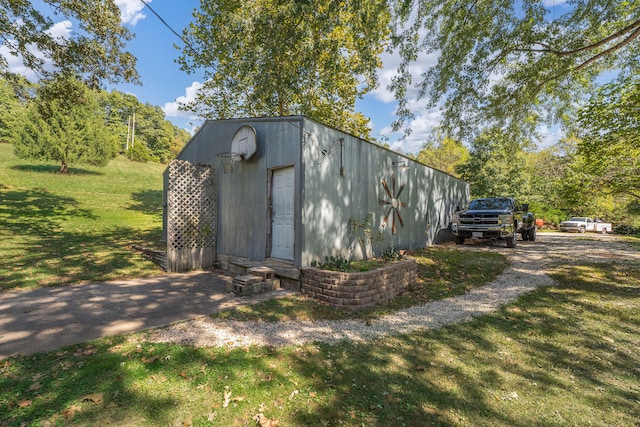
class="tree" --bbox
[13,74,117,173]
[177,0,390,138]
[578,137,640,201]
[390,1,640,141]
[524,139,579,225]
[97,90,192,163]
[416,135,469,177]
[0,78,26,143]
[1,0,138,87]
[574,79,640,203]
[578,79,640,199]
[578,79,640,151]
[456,127,531,199]
[169,127,192,159]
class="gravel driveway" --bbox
[149,232,639,348]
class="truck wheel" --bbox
[454,236,465,245]
[521,231,529,241]
[579,226,586,233]
[506,233,517,248]
[601,228,607,234]
[528,227,537,241]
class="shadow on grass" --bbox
[1,339,296,426]
[287,262,640,426]
[0,188,162,291]
[128,189,163,215]
[10,164,104,176]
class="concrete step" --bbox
[224,256,301,290]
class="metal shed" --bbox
[163,116,469,273]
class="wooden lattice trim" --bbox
[167,160,216,271]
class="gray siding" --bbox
[300,117,468,266]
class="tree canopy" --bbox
[0,0,138,87]
[6,76,190,171]
[0,77,24,143]
[578,79,640,151]
[13,74,118,173]
[456,127,532,199]
[99,90,192,163]
[177,0,390,138]
[390,0,640,141]
[415,135,469,178]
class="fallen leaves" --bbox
[223,386,245,408]
[142,355,159,364]
[254,412,279,427]
[77,347,95,357]
[82,392,104,404]
[18,399,32,408]
[223,387,232,408]
[61,404,82,420]
[27,381,42,392]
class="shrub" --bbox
[613,224,640,235]
[380,246,404,261]
[310,255,353,272]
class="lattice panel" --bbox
[167,160,216,271]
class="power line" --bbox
[137,0,205,62]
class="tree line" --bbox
[411,126,639,228]
[1,76,191,172]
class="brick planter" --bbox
[301,258,417,310]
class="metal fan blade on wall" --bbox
[379,175,406,234]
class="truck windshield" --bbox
[468,199,511,210]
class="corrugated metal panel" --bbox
[301,117,468,266]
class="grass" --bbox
[1,246,638,426]
[0,143,166,291]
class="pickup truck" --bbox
[451,197,536,248]
[559,217,612,234]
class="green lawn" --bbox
[0,143,167,291]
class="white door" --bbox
[271,167,295,260]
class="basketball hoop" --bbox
[217,152,243,173]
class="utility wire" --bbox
[137,0,208,64]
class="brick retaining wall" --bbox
[301,258,417,310]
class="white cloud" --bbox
[46,20,72,40]
[115,0,148,26]
[371,45,440,106]
[542,0,568,7]
[0,20,72,80]
[163,81,203,118]
[537,125,562,150]
[366,29,443,154]
[0,44,36,80]
[381,108,442,154]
